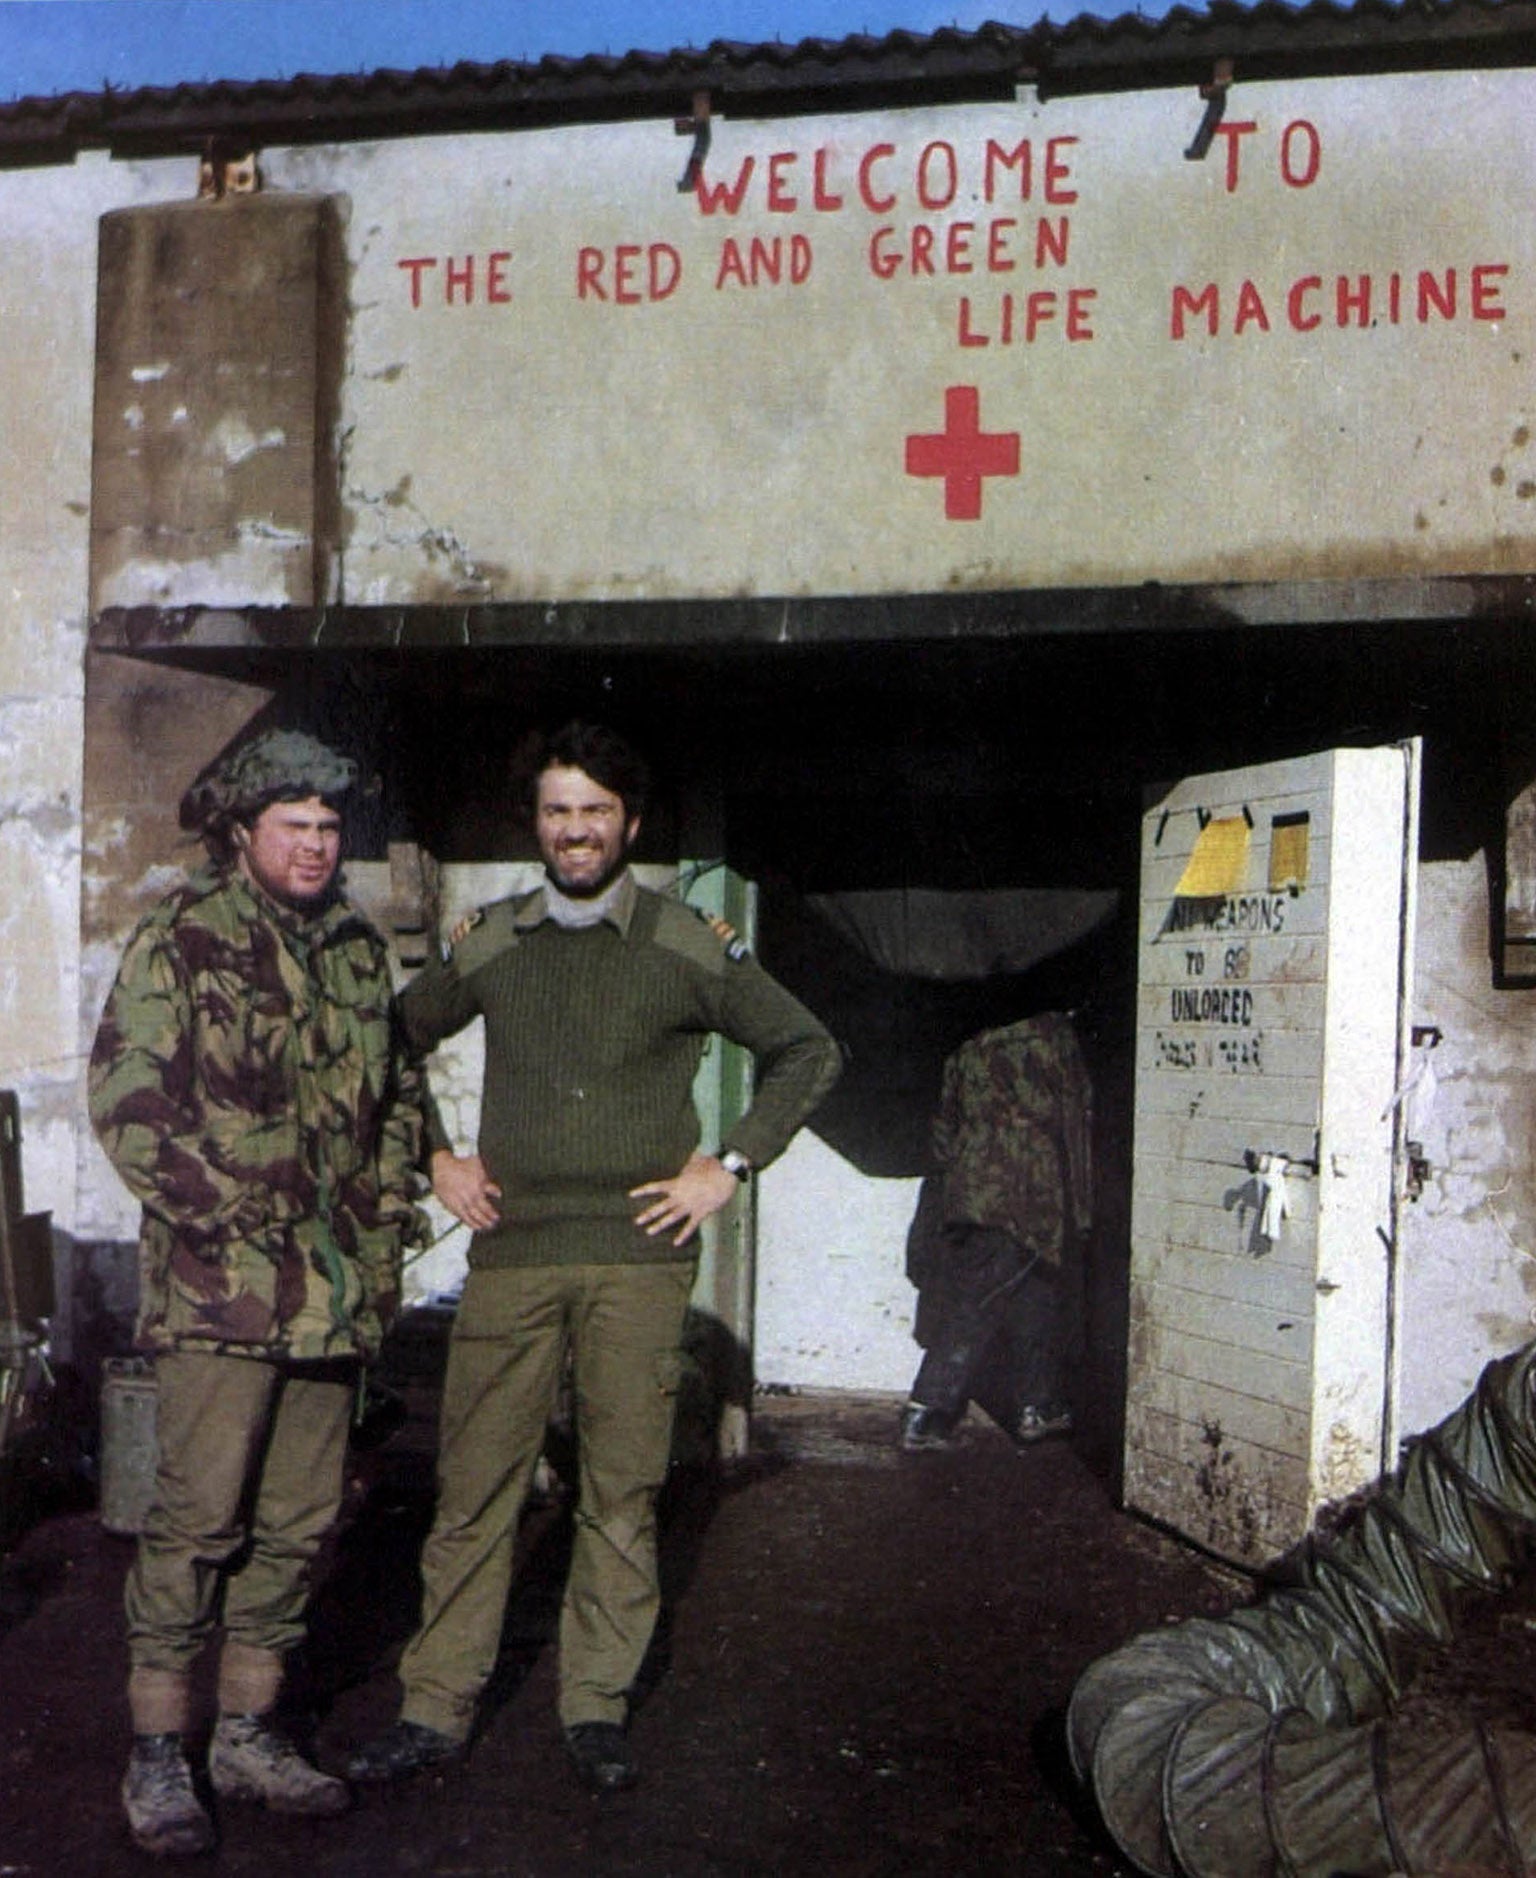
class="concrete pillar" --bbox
[90,192,345,613]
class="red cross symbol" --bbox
[904,386,1020,521]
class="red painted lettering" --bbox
[715,235,809,289]
[1281,120,1321,188]
[1013,292,1044,341]
[649,244,682,299]
[767,151,798,212]
[868,227,901,280]
[1473,263,1509,320]
[954,288,1097,346]
[398,256,437,308]
[869,217,1062,281]
[693,158,755,215]
[1233,279,1271,333]
[445,255,475,304]
[1287,275,1322,331]
[859,144,898,214]
[1419,269,1456,321]
[613,245,644,305]
[1035,218,1070,269]
[917,141,959,211]
[577,247,605,299]
[812,148,844,212]
[716,239,749,289]
[1336,274,1371,326]
[580,244,682,302]
[689,133,1093,221]
[1170,264,1506,336]
[751,237,781,282]
[1044,137,1079,204]
[1213,121,1259,192]
[1024,290,1056,340]
[487,251,512,303]
[1171,283,1220,339]
[987,219,1018,272]
[984,139,1032,202]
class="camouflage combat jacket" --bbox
[88,863,430,1361]
[930,1012,1093,1266]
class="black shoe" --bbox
[564,1721,638,1793]
[345,1720,464,1784]
[897,1403,956,1451]
[1014,1404,1073,1444]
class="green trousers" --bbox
[125,1349,355,1674]
[398,1259,695,1738]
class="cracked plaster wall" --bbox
[2,150,291,1366]
[1397,853,1536,1432]
[0,152,161,1265]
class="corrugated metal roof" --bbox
[3,1,1534,165]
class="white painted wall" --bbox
[2,151,176,1240]
[254,75,1536,606]
[755,1132,919,1393]
[1396,854,1536,1434]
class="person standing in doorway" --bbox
[899,1011,1093,1452]
[89,730,430,1857]
[348,720,841,1794]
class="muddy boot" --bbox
[122,1734,215,1857]
[208,1713,350,1816]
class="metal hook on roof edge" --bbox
[1184,57,1234,161]
[675,90,711,193]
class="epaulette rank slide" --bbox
[696,908,750,962]
[441,906,485,962]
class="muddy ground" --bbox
[2,1382,1536,1877]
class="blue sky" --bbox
[0,0,1156,102]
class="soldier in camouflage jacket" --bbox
[90,852,426,1363]
[899,1012,1092,1452]
[88,730,431,1856]
[929,1010,1093,1272]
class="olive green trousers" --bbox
[398,1259,695,1738]
[125,1349,355,1677]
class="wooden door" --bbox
[1124,744,1419,1565]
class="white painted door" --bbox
[1124,744,1420,1566]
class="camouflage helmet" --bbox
[181,730,358,852]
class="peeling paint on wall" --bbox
[1399,854,1536,1429]
[90,192,344,613]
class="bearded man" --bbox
[348,720,840,1794]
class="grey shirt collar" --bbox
[518,868,638,934]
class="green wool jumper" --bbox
[399,873,842,1269]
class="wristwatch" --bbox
[718,1148,753,1182]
